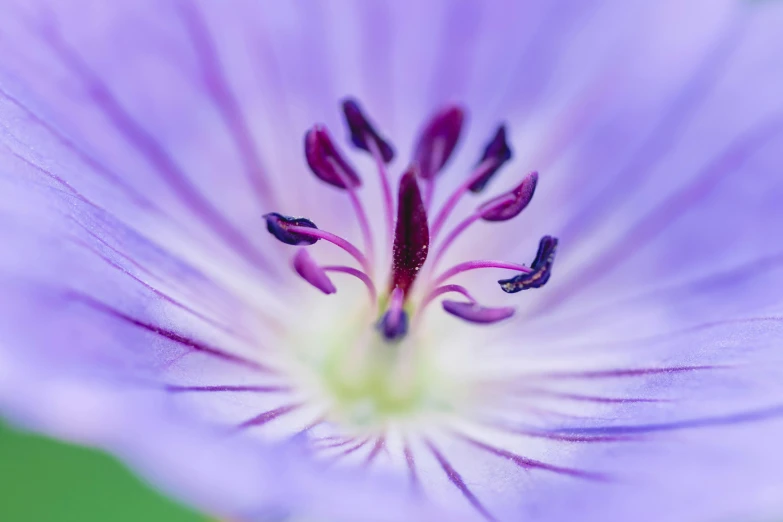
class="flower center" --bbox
[264,98,558,427]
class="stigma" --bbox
[264,97,557,342]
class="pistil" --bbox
[389,167,430,296]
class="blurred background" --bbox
[0,422,203,522]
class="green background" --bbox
[0,421,205,522]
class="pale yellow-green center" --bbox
[287,299,461,432]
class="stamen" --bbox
[478,171,538,221]
[322,265,378,303]
[468,125,513,193]
[442,300,515,324]
[341,99,395,163]
[264,214,371,273]
[430,212,482,268]
[271,99,559,345]
[433,260,532,287]
[292,249,336,294]
[263,212,319,245]
[341,99,395,247]
[431,172,539,269]
[419,284,515,325]
[390,167,429,296]
[370,140,396,248]
[286,226,372,275]
[430,158,497,240]
[305,126,374,261]
[414,105,465,180]
[423,283,475,305]
[415,105,466,208]
[499,236,558,293]
[377,287,408,341]
[304,126,361,189]
[430,125,512,239]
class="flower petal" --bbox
[2,1,783,521]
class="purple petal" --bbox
[292,249,336,294]
[442,300,515,324]
[0,349,450,522]
[2,1,783,521]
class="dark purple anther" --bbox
[442,300,515,324]
[390,167,429,296]
[341,98,395,163]
[479,171,538,222]
[499,236,558,293]
[413,105,465,180]
[468,125,513,193]
[292,249,336,294]
[377,288,408,341]
[305,126,362,189]
[264,212,320,245]
[377,309,409,341]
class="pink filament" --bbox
[423,138,446,211]
[287,225,371,274]
[345,186,375,265]
[367,139,395,249]
[420,283,475,311]
[323,265,378,303]
[430,158,497,239]
[330,157,375,266]
[386,287,405,325]
[430,212,482,269]
[433,260,532,287]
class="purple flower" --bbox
[2,1,783,520]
